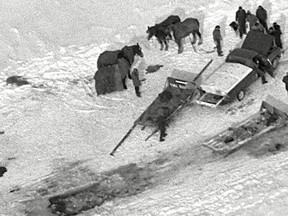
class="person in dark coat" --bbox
[157,115,167,142]
[159,90,173,102]
[256,5,268,32]
[270,22,283,49]
[229,21,239,36]
[282,72,288,94]
[255,68,267,84]
[236,6,247,38]
[253,56,268,84]
[156,96,171,142]
[131,68,141,97]
[212,25,223,56]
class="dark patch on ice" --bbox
[224,136,234,143]
[6,75,30,86]
[242,124,288,157]
[0,166,7,177]
[149,155,169,166]
[47,163,154,215]
[145,64,164,74]
[21,160,158,216]
[20,145,217,215]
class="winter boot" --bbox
[135,86,141,97]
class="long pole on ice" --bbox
[110,123,137,156]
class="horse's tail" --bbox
[194,18,202,43]
[196,19,200,27]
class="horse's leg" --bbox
[122,76,127,89]
[191,32,197,45]
[157,38,164,51]
[188,35,197,52]
[196,30,203,45]
[176,39,183,54]
[164,40,169,51]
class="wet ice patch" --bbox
[0,166,7,177]
[6,75,30,86]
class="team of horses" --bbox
[147,15,202,53]
[95,15,203,95]
[146,15,180,51]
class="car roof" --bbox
[241,31,274,56]
[226,48,258,68]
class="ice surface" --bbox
[0,0,288,215]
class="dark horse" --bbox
[147,15,181,51]
[97,43,143,89]
[167,18,202,54]
[94,57,131,95]
[97,43,143,69]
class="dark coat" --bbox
[282,75,288,89]
[131,68,141,87]
[212,29,222,41]
[159,90,173,103]
[236,9,247,25]
[156,106,170,139]
[229,21,238,31]
[271,24,283,48]
[256,6,267,22]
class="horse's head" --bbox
[133,43,144,58]
[146,26,156,40]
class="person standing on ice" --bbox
[156,90,172,142]
[130,54,146,83]
[235,6,247,39]
[156,106,169,142]
[252,56,268,84]
[256,5,268,33]
[157,115,167,142]
[131,68,141,97]
[130,53,146,97]
[212,25,223,56]
[270,22,283,49]
[282,72,288,94]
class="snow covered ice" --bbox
[1,0,288,215]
